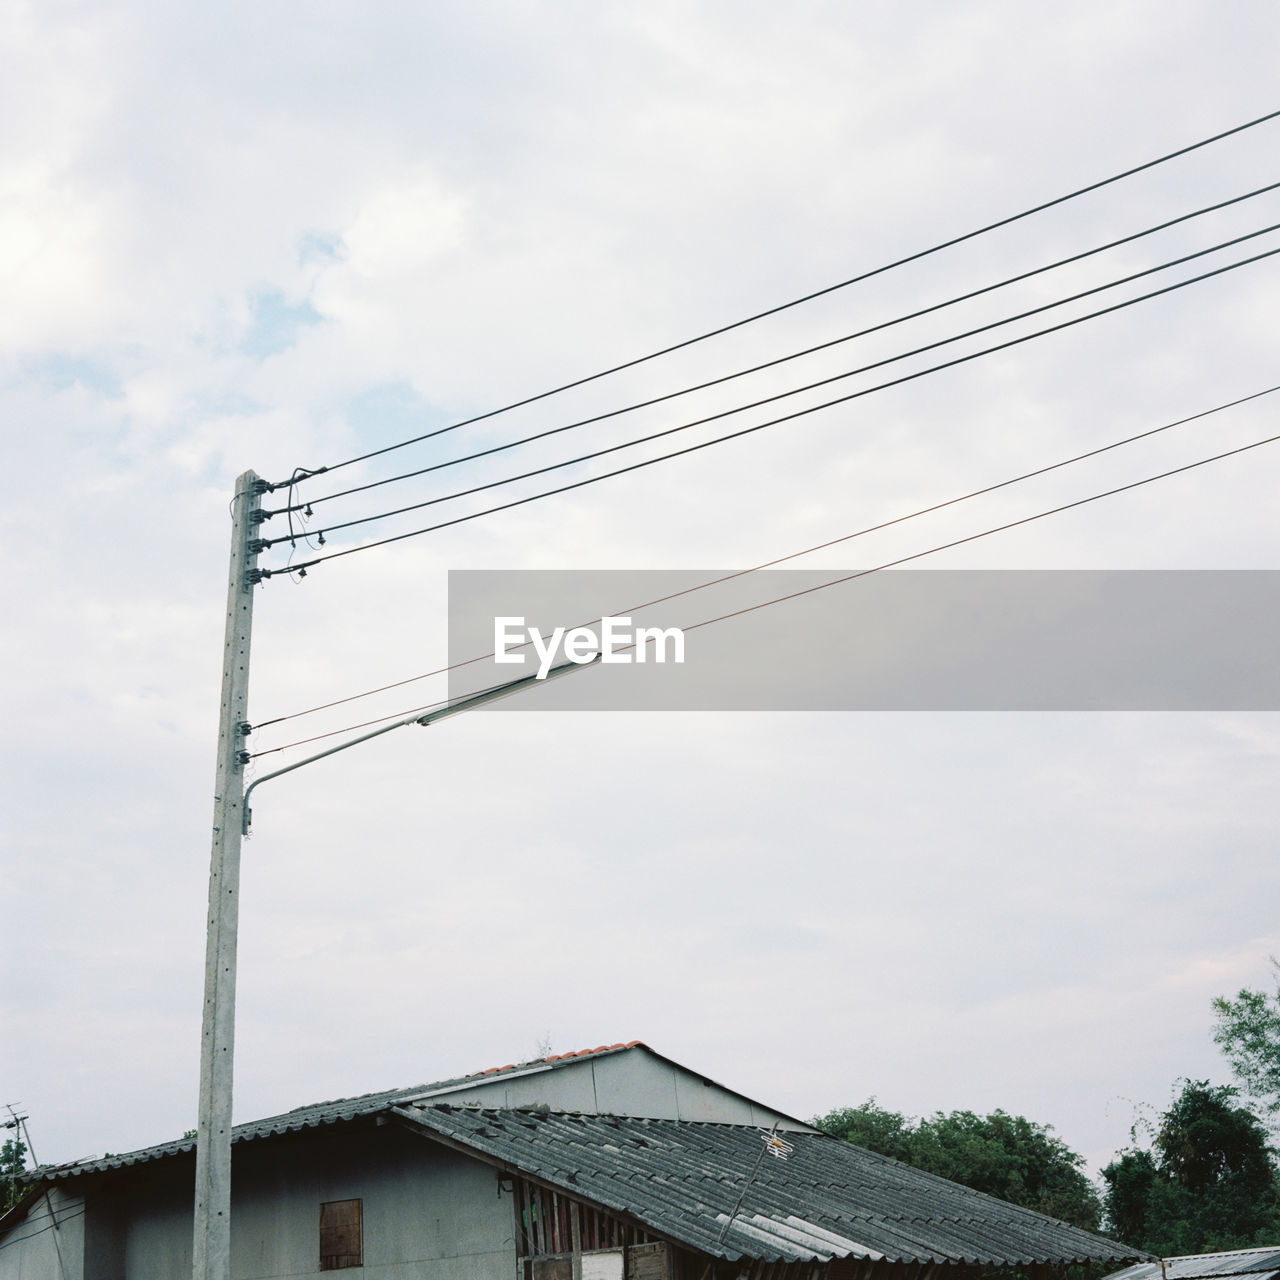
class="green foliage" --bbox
[1213,960,1280,1123]
[812,1099,914,1163]
[915,1109,1102,1230]
[2,1137,29,1213]
[1101,1148,1157,1246]
[1101,1080,1280,1256]
[814,1099,1101,1232]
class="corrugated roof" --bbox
[1106,1249,1280,1280]
[26,1043,1146,1271]
[395,1104,1144,1268]
[35,1042,644,1180]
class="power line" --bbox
[0,1206,86,1254]
[247,385,1280,744]
[250,241,1280,580]
[251,703,450,757]
[259,428,1280,752]
[270,106,1280,490]
[269,180,1280,517]
[257,223,1280,552]
[662,430,1280,644]
[251,683,509,758]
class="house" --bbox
[0,1042,1145,1279]
[1105,1248,1280,1280]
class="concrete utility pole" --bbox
[193,469,262,1280]
[190,470,595,1280]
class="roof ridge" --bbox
[33,1041,649,1178]
[472,1040,644,1076]
[403,1102,792,1130]
[280,1041,646,1115]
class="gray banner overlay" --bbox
[447,570,1280,710]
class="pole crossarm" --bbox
[243,656,597,832]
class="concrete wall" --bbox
[227,1124,514,1280]
[4,1123,517,1280]
[0,1185,87,1280]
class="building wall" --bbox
[426,1047,816,1132]
[6,1123,517,1280]
[226,1124,514,1280]
[0,1185,87,1280]
[1,1047,814,1278]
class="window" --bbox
[319,1198,362,1271]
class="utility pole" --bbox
[193,469,262,1280]
[2,1109,29,1210]
[189,469,594,1280]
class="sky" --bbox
[3,0,1279,1191]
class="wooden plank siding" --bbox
[515,1177,679,1279]
[509,1174,1050,1280]
[512,1175,845,1280]
[318,1197,362,1271]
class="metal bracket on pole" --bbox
[193,470,261,1280]
[240,657,598,835]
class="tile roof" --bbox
[1106,1249,1280,1280]
[395,1104,1144,1268]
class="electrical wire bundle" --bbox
[242,108,1280,759]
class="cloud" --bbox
[4,0,1280,1183]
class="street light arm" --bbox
[242,657,597,833]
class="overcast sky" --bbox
[3,0,1279,1188]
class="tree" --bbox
[1213,960,1280,1124]
[814,1100,1101,1232]
[1101,1080,1280,1256]
[1100,1147,1157,1247]
[2,1137,28,1212]
[812,1099,914,1164]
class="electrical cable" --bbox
[256,223,1280,553]
[654,429,1280,648]
[256,427,1280,754]
[251,682,521,758]
[250,241,1280,580]
[278,467,326,583]
[269,180,1280,517]
[247,384,1280,745]
[270,105,1280,489]
[0,1206,86,1253]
